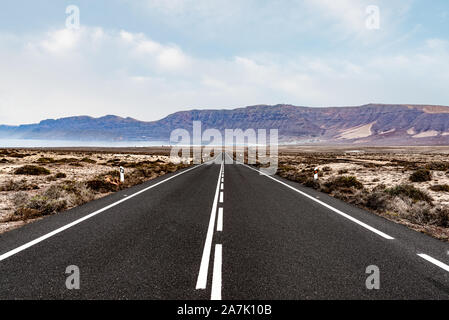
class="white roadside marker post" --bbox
[119,166,125,183]
[314,167,319,180]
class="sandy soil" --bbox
[0,148,178,233]
[276,146,449,240]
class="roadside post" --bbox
[119,166,125,183]
[314,167,319,180]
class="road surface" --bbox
[0,153,448,299]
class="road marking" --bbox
[211,244,222,300]
[196,161,223,289]
[219,191,224,203]
[418,254,449,272]
[217,207,223,232]
[241,162,394,240]
[220,183,224,190]
[0,164,205,262]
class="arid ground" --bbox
[275,146,449,241]
[1,146,449,242]
[0,147,190,233]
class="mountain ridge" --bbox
[1,104,449,145]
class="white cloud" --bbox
[132,0,412,47]
[119,30,190,71]
[0,25,448,125]
[39,29,81,53]
[304,0,366,32]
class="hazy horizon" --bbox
[3,102,449,126]
[1,1,449,125]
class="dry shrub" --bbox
[304,179,320,189]
[56,158,79,163]
[390,159,420,170]
[12,191,30,207]
[364,191,389,211]
[429,184,449,192]
[80,157,96,164]
[277,164,309,184]
[44,185,65,200]
[1,179,39,191]
[55,172,67,179]
[27,195,67,215]
[46,175,58,182]
[4,185,69,222]
[36,157,56,164]
[15,165,50,176]
[324,176,364,191]
[86,179,118,193]
[409,169,432,182]
[386,184,433,203]
[68,183,95,206]
[12,208,41,221]
[62,181,95,206]
[7,152,29,158]
[430,207,449,227]
[425,162,449,171]
[0,149,28,158]
[69,162,83,167]
[393,200,448,227]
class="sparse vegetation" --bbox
[386,184,433,203]
[15,165,51,176]
[55,172,67,179]
[86,179,119,193]
[426,162,449,171]
[325,176,364,190]
[272,149,449,241]
[430,184,449,192]
[80,157,96,164]
[0,148,190,231]
[36,157,56,164]
[409,169,432,182]
[0,179,39,191]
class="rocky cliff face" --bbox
[1,104,449,145]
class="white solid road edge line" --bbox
[217,207,223,232]
[211,244,222,300]
[241,162,394,240]
[0,163,205,262]
[196,161,223,289]
[418,254,449,272]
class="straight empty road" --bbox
[0,153,448,299]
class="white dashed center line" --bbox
[195,161,223,290]
[217,207,223,232]
[211,244,222,300]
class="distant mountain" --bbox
[1,104,449,145]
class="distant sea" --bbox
[0,139,169,148]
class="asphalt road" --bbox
[0,153,448,299]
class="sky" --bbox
[0,0,448,125]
